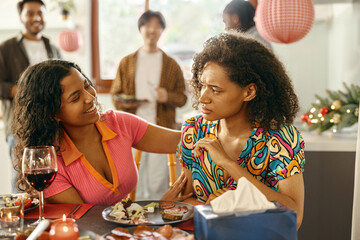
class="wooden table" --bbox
[24,205,193,237]
[76,205,119,236]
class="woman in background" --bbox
[178,32,304,229]
[222,0,272,49]
[13,59,191,205]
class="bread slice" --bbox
[161,209,184,221]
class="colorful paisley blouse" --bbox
[177,115,305,203]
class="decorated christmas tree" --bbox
[301,83,359,134]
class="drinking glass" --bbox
[0,194,24,237]
[22,146,58,226]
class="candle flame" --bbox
[62,214,66,222]
[7,212,12,220]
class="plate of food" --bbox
[102,198,194,226]
[113,94,148,103]
[0,193,39,214]
[103,224,194,240]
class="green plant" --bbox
[51,0,76,15]
[301,83,359,133]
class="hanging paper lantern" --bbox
[255,0,315,44]
[58,30,82,52]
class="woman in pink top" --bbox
[13,60,190,205]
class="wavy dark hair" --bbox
[223,0,255,32]
[191,32,299,130]
[13,59,100,193]
[17,0,46,15]
[138,10,166,30]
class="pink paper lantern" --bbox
[58,30,82,52]
[255,0,315,44]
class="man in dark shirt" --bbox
[0,0,62,192]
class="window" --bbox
[92,0,228,92]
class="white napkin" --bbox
[210,177,276,214]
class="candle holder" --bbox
[49,215,79,240]
[0,194,24,237]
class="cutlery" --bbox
[67,204,81,218]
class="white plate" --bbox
[102,200,194,226]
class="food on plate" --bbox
[143,202,159,213]
[107,227,132,239]
[159,201,175,209]
[117,93,136,100]
[161,206,189,221]
[105,225,194,240]
[156,224,173,239]
[1,193,39,210]
[109,198,159,224]
[161,209,184,221]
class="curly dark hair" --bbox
[13,59,100,193]
[191,32,299,130]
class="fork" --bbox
[67,204,81,218]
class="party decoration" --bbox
[255,0,315,44]
[331,100,342,110]
[302,83,360,133]
[58,30,82,52]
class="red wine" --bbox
[24,169,57,191]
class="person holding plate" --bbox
[177,32,305,229]
[110,10,187,201]
[12,59,191,205]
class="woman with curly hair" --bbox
[13,59,191,205]
[178,32,305,229]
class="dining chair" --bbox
[129,149,177,201]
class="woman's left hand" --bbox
[160,171,193,202]
[194,137,231,167]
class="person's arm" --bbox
[166,62,187,107]
[133,124,180,154]
[110,59,141,112]
[224,163,304,230]
[160,171,193,201]
[46,187,84,204]
[180,167,204,206]
[0,50,15,100]
[194,137,304,229]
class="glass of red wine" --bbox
[22,146,58,226]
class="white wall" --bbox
[272,21,330,117]
[0,1,359,193]
[0,0,91,74]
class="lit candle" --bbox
[1,212,20,228]
[49,214,79,240]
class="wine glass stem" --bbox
[39,191,45,221]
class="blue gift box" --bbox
[193,205,297,240]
